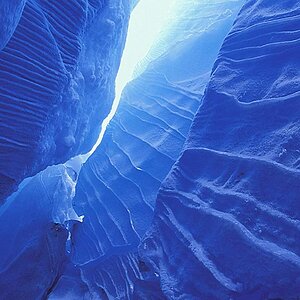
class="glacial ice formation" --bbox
[0,1,26,50]
[138,0,300,299]
[0,166,69,299]
[0,0,130,200]
[60,1,246,298]
[0,0,299,299]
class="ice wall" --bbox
[48,1,244,298]
[0,0,298,299]
[0,1,26,50]
[0,0,130,297]
[138,0,300,299]
[0,0,130,200]
[0,0,244,298]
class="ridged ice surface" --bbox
[65,70,201,299]
[1,0,299,299]
[0,0,130,298]
[139,0,300,299]
[54,1,245,298]
[0,1,26,50]
[0,0,129,200]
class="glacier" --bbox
[0,0,130,200]
[138,0,300,299]
[0,0,299,299]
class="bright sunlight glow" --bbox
[115,0,175,100]
[73,0,175,165]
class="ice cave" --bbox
[0,0,299,299]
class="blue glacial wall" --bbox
[0,0,130,200]
[0,166,71,299]
[48,1,245,298]
[0,0,299,299]
[63,72,201,299]
[0,1,26,50]
[138,0,300,299]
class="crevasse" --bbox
[0,0,299,299]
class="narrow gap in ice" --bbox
[76,0,175,164]
[63,1,177,225]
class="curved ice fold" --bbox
[0,0,26,50]
[138,0,300,299]
[0,0,130,200]
[49,0,246,298]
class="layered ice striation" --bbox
[138,0,300,299]
[0,0,130,297]
[51,1,245,298]
[0,0,130,200]
[0,0,245,298]
[0,0,299,299]
[0,1,26,50]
